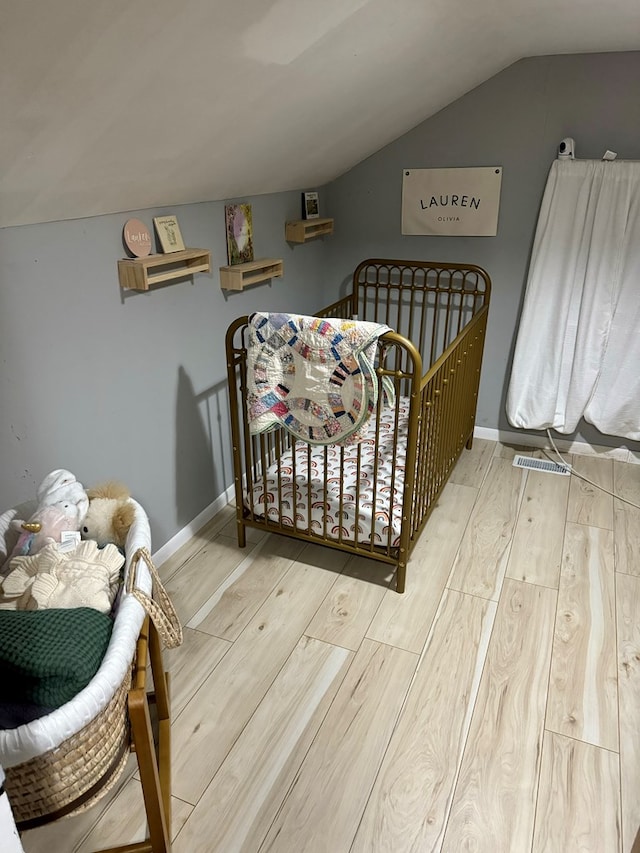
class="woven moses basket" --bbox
[0,498,182,829]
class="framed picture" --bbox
[302,191,319,220]
[225,203,254,265]
[153,215,185,253]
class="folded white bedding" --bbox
[1,540,123,613]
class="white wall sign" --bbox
[402,167,502,236]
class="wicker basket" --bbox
[5,674,132,829]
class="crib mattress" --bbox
[246,398,409,547]
[0,500,152,768]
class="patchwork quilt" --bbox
[247,312,393,446]
[245,398,410,546]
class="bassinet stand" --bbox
[90,616,172,853]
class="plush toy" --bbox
[3,469,88,567]
[81,482,136,548]
[36,469,89,524]
[9,505,78,561]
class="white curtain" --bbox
[506,159,640,440]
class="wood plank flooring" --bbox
[20,441,640,853]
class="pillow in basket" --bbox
[0,607,113,718]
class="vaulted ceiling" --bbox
[2,0,638,228]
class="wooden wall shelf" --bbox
[285,218,334,243]
[219,258,284,291]
[118,248,211,291]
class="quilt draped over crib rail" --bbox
[246,312,393,445]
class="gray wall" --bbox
[324,51,640,451]
[0,192,330,545]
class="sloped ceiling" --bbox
[1,0,638,228]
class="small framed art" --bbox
[225,203,254,265]
[153,215,185,253]
[302,191,319,220]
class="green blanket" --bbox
[0,607,112,710]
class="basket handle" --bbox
[126,547,183,649]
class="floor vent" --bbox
[512,454,571,476]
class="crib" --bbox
[226,258,491,592]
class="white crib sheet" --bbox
[246,399,409,547]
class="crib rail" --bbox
[316,293,356,321]
[411,304,489,544]
[353,258,490,371]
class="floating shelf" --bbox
[285,218,334,243]
[118,248,211,291]
[219,258,284,291]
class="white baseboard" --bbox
[473,426,639,464]
[152,484,235,567]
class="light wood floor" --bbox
[21,439,640,852]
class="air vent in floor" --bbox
[512,454,570,475]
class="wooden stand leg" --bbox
[100,618,172,853]
[148,620,171,830]
[129,688,170,852]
